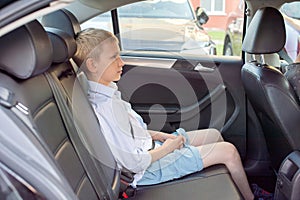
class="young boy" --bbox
[73,28,270,200]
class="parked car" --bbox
[223,1,300,61]
[0,0,299,199]
[223,1,244,56]
[81,0,217,55]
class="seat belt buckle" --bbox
[119,169,136,199]
[120,186,136,199]
[122,192,129,199]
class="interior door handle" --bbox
[194,63,215,72]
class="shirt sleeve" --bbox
[93,100,152,173]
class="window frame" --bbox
[202,0,226,15]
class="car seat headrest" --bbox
[242,7,286,54]
[46,27,77,64]
[0,20,53,79]
[41,9,81,38]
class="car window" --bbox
[81,12,113,33]
[118,0,194,19]
[81,0,247,57]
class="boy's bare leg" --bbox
[198,142,254,200]
[187,128,224,146]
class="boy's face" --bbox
[94,40,124,85]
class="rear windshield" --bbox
[118,0,194,19]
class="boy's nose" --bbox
[118,57,125,67]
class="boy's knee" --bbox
[221,142,239,163]
[208,128,223,141]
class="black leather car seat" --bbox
[45,26,120,199]
[0,20,119,199]
[242,7,300,170]
[0,12,244,200]
[42,8,81,38]
[40,9,244,200]
[284,62,300,102]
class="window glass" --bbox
[81,0,246,57]
[118,1,193,19]
[81,11,113,32]
[201,1,211,12]
[215,0,224,12]
[204,0,244,56]
[201,0,225,13]
[117,0,213,54]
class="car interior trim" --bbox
[0,0,73,37]
[122,56,177,69]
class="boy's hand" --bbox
[162,135,185,153]
[149,134,185,163]
[158,132,176,142]
[149,130,176,142]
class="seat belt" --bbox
[70,58,79,73]
[87,89,136,199]
[62,62,137,199]
[44,72,113,200]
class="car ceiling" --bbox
[68,0,299,25]
[67,0,145,23]
[77,0,144,10]
[1,0,299,37]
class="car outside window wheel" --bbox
[223,41,233,56]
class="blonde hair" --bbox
[73,28,118,67]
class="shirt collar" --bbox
[88,80,118,98]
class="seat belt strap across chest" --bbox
[44,72,112,200]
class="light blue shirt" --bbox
[87,81,152,186]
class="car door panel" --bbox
[118,53,246,158]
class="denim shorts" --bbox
[137,144,203,185]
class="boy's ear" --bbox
[86,58,98,73]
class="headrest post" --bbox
[260,55,265,65]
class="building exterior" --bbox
[190,0,242,30]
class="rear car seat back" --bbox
[0,20,119,200]
[45,26,120,199]
[242,7,300,170]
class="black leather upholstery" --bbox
[284,63,300,102]
[0,11,243,200]
[0,20,52,79]
[241,7,300,170]
[41,9,81,38]
[45,24,119,199]
[45,27,77,63]
[0,21,99,198]
[42,10,243,199]
[242,7,286,54]
[242,62,300,169]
